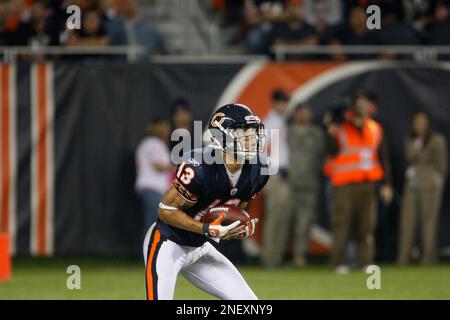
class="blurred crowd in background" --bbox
[215,0,450,55]
[0,0,165,60]
[1,0,450,60]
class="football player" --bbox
[143,103,269,300]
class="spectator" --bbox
[100,0,117,18]
[244,0,291,53]
[358,89,396,261]
[67,8,108,46]
[424,0,450,45]
[272,4,318,46]
[135,118,172,236]
[328,5,379,60]
[325,90,393,273]
[288,103,326,267]
[404,0,436,32]
[0,0,33,45]
[215,0,246,27]
[13,0,60,47]
[261,89,290,267]
[361,89,381,119]
[170,99,194,166]
[172,99,193,130]
[301,0,344,35]
[398,112,448,265]
[116,0,165,61]
[64,7,109,60]
[100,0,127,46]
[378,3,417,45]
[376,2,421,59]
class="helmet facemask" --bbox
[210,120,266,163]
[230,123,266,161]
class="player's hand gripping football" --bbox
[222,218,258,240]
[202,213,241,239]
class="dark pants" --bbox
[138,188,163,233]
[330,182,377,268]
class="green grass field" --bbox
[0,258,449,299]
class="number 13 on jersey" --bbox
[176,161,195,185]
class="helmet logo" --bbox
[210,112,225,127]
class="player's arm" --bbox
[158,185,204,234]
[159,161,241,238]
[159,186,240,238]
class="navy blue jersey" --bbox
[157,147,269,247]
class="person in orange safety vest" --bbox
[324,90,393,273]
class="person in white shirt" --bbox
[261,89,291,267]
[135,118,172,234]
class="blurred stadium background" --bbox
[0,0,449,299]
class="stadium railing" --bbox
[1,45,450,62]
[0,46,267,63]
[271,44,450,61]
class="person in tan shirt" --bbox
[398,112,448,265]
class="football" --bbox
[202,204,250,226]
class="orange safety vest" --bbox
[326,118,384,187]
